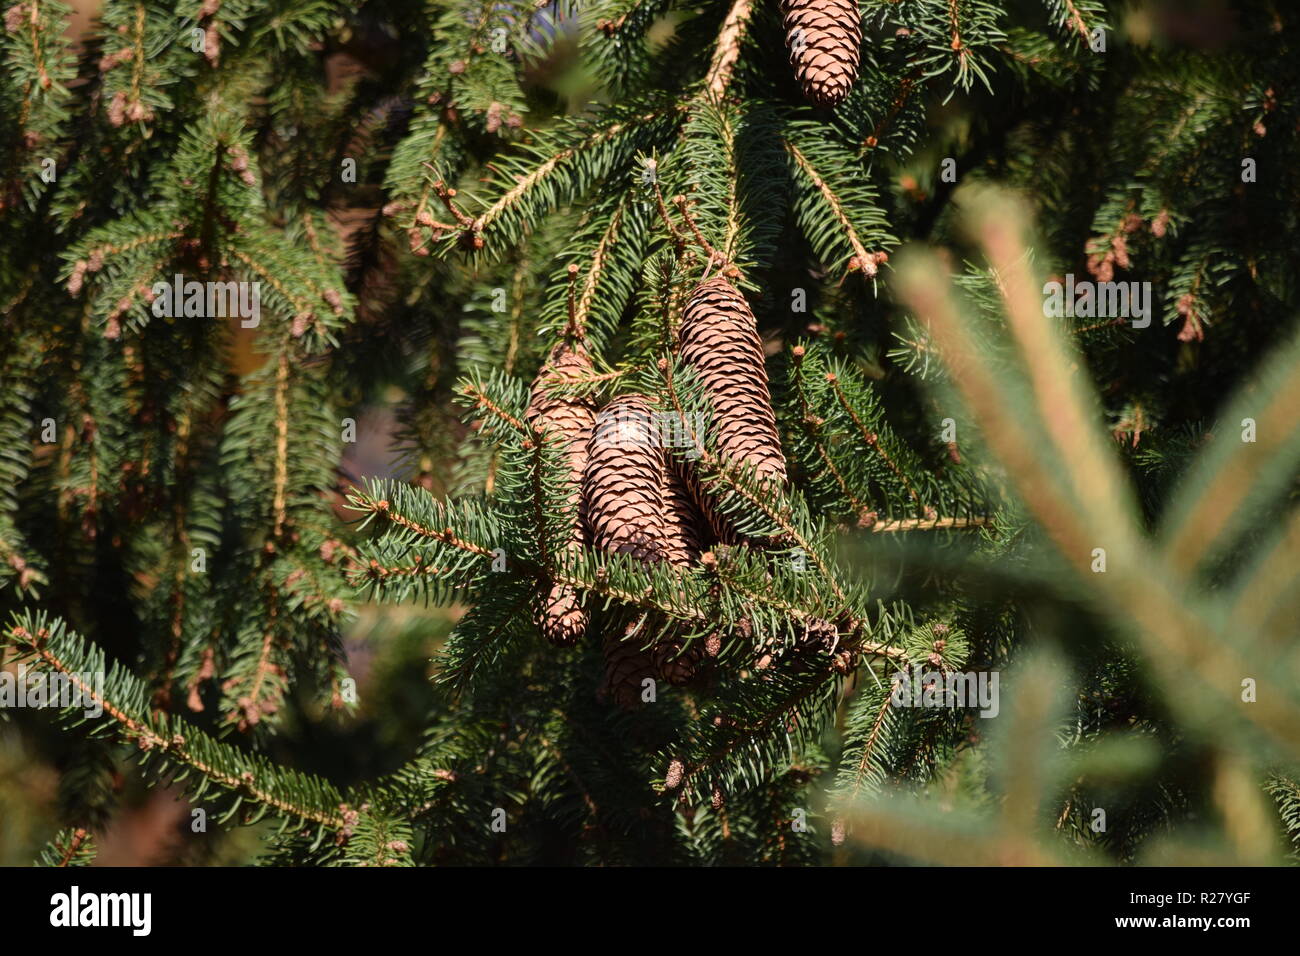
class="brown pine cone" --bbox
[787,616,857,673]
[527,343,596,645]
[662,465,706,567]
[653,635,705,686]
[583,393,672,562]
[782,0,862,108]
[527,342,597,486]
[536,582,588,647]
[600,628,659,709]
[680,277,786,486]
[586,394,713,701]
[679,276,786,546]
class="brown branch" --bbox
[869,515,993,533]
[272,353,290,540]
[704,0,753,98]
[862,67,924,153]
[844,689,894,803]
[364,499,496,559]
[783,138,877,277]
[673,194,740,278]
[1060,0,1092,41]
[56,828,90,867]
[458,380,530,433]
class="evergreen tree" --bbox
[1,0,1297,866]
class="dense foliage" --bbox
[1,0,1297,866]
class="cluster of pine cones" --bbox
[781,0,863,108]
[526,275,800,708]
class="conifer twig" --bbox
[704,0,753,98]
[783,138,878,277]
[4,622,347,831]
[868,515,994,533]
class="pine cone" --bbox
[653,634,705,686]
[600,628,658,709]
[662,465,706,567]
[679,276,786,546]
[527,342,597,485]
[680,277,786,486]
[527,343,596,645]
[584,393,672,561]
[782,0,862,108]
[536,582,588,647]
[586,394,711,700]
[807,616,859,674]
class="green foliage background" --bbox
[1,0,1298,865]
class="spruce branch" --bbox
[783,135,886,278]
[660,359,845,601]
[704,0,753,99]
[3,614,349,833]
[36,827,97,868]
[869,515,994,533]
[824,368,924,510]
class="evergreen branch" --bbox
[896,213,1300,761]
[660,361,847,603]
[458,379,530,434]
[825,368,923,508]
[664,656,838,798]
[869,515,994,533]
[782,135,886,277]
[36,827,97,868]
[348,486,498,561]
[704,0,753,98]
[974,194,1143,548]
[3,614,348,831]
[828,682,897,829]
[673,192,738,276]
[789,353,872,518]
[466,105,686,245]
[272,352,291,539]
[56,827,91,866]
[841,796,1061,866]
[1227,505,1300,635]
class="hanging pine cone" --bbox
[781,0,862,108]
[600,627,659,710]
[680,277,786,486]
[527,343,597,480]
[536,584,587,647]
[583,393,671,562]
[662,466,705,567]
[527,343,596,646]
[586,394,712,702]
[753,615,853,673]
[653,634,704,686]
[679,276,786,548]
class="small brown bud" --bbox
[664,759,684,790]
